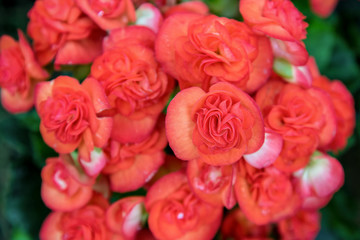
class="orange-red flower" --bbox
[40,193,110,240]
[36,76,113,176]
[102,117,167,192]
[91,26,174,143]
[310,0,339,18]
[166,82,265,166]
[313,76,355,152]
[27,0,105,66]
[145,171,223,240]
[221,208,272,240]
[234,159,300,225]
[41,155,94,211]
[255,79,336,172]
[75,0,136,30]
[106,197,146,239]
[0,30,48,113]
[187,159,237,209]
[156,13,273,93]
[278,210,320,240]
[240,0,309,66]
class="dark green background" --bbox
[0,0,360,239]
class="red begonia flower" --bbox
[103,117,167,192]
[35,76,113,174]
[75,0,136,30]
[136,3,163,33]
[312,76,355,152]
[40,193,110,240]
[240,0,309,65]
[0,30,48,113]
[294,151,344,199]
[164,1,209,18]
[156,13,273,93]
[91,26,174,143]
[234,159,300,225]
[27,0,105,66]
[146,171,223,240]
[243,128,283,169]
[187,159,237,209]
[106,197,146,239]
[41,155,94,211]
[255,79,336,172]
[221,208,272,240]
[278,210,320,240]
[166,82,265,166]
[310,0,339,18]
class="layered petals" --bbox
[145,171,223,240]
[166,82,265,166]
[234,159,300,225]
[41,155,94,211]
[35,76,113,162]
[0,30,48,113]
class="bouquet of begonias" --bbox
[0,0,355,239]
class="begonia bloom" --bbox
[221,208,272,240]
[146,171,223,240]
[41,155,94,211]
[106,197,146,239]
[310,0,339,18]
[278,210,320,240]
[294,151,344,199]
[75,0,136,30]
[240,0,309,65]
[91,26,174,143]
[27,0,105,66]
[166,82,265,166]
[103,117,167,192]
[255,79,336,172]
[234,159,300,225]
[0,30,48,113]
[156,13,273,93]
[187,159,237,209]
[313,75,355,152]
[35,76,113,175]
[40,193,110,240]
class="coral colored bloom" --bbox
[102,117,167,192]
[91,26,174,143]
[75,0,136,30]
[156,13,273,92]
[313,76,355,152]
[136,3,163,33]
[106,197,146,239]
[164,1,209,18]
[310,0,339,18]
[27,0,105,66]
[0,30,48,113]
[278,210,320,240]
[145,171,223,240]
[240,0,309,65]
[255,79,336,172]
[36,76,113,175]
[221,208,272,240]
[187,159,237,209]
[166,82,265,166]
[234,159,300,225]
[40,193,110,240]
[41,155,94,211]
[294,151,344,199]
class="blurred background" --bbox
[0,0,359,239]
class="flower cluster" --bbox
[0,0,354,239]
